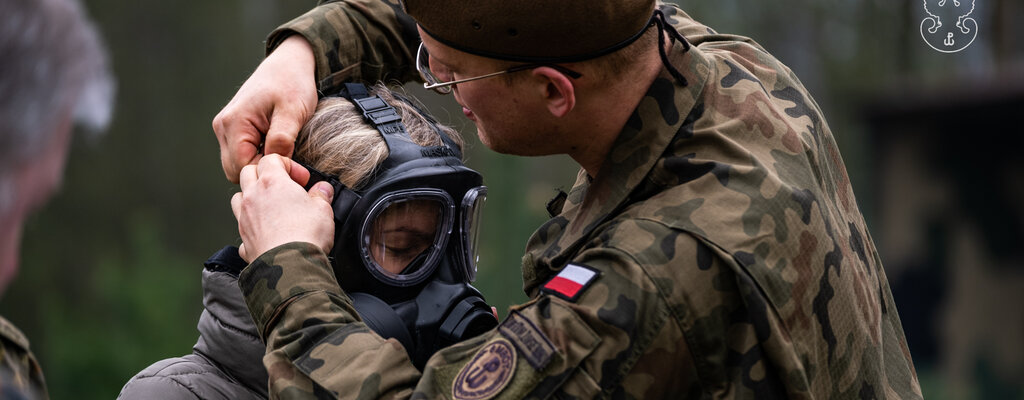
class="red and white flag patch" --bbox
[541,263,600,301]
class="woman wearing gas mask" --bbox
[118,83,497,399]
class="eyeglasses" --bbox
[416,42,583,95]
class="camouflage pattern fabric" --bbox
[517,5,922,398]
[240,1,922,398]
[0,316,47,399]
[265,0,419,93]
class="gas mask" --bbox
[302,83,497,369]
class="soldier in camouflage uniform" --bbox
[0,0,114,398]
[218,0,922,398]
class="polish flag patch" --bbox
[541,263,600,302]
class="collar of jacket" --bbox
[521,10,712,296]
[194,246,269,397]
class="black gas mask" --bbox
[302,83,497,369]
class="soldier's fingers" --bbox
[239,164,258,192]
[263,108,300,159]
[288,158,311,187]
[309,181,334,204]
[230,191,243,221]
[255,154,291,182]
[238,242,250,263]
[230,192,254,263]
[213,111,265,184]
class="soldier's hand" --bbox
[212,35,318,183]
[232,154,334,262]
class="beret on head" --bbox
[401,0,656,63]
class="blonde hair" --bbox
[294,84,464,189]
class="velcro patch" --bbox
[453,338,516,400]
[499,310,555,370]
[540,263,600,302]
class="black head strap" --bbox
[338,83,461,169]
[300,83,462,206]
[390,91,463,160]
[298,160,344,193]
[297,159,362,233]
[340,83,407,150]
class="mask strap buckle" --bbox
[340,83,421,167]
[353,96,403,126]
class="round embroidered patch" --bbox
[453,338,517,400]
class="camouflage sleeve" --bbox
[505,230,707,398]
[413,241,695,399]
[265,0,420,92]
[240,241,700,398]
[458,245,700,399]
[239,242,421,399]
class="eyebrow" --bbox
[382,228,434,236]
[431,57,457,73]
[424,45,457,70]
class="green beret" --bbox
[401,0,657,63]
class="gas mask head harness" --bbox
[301,83,497,369]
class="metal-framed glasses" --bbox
[416,42,583,94]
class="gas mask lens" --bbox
[363,191,454,286]
[461,187,487,282]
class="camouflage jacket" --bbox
[264,0,419,93]
[0,316,47,399]
[241,1,921,399]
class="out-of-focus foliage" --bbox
[0,0,1020,398]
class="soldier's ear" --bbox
[531,66,576,118]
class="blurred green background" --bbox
[2,0,1022,398]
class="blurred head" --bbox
[0,0,115,292]
[292,84,465,275]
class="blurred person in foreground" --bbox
[218,0,922,398]
[120,83,495,399]
[0,0,114,397]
